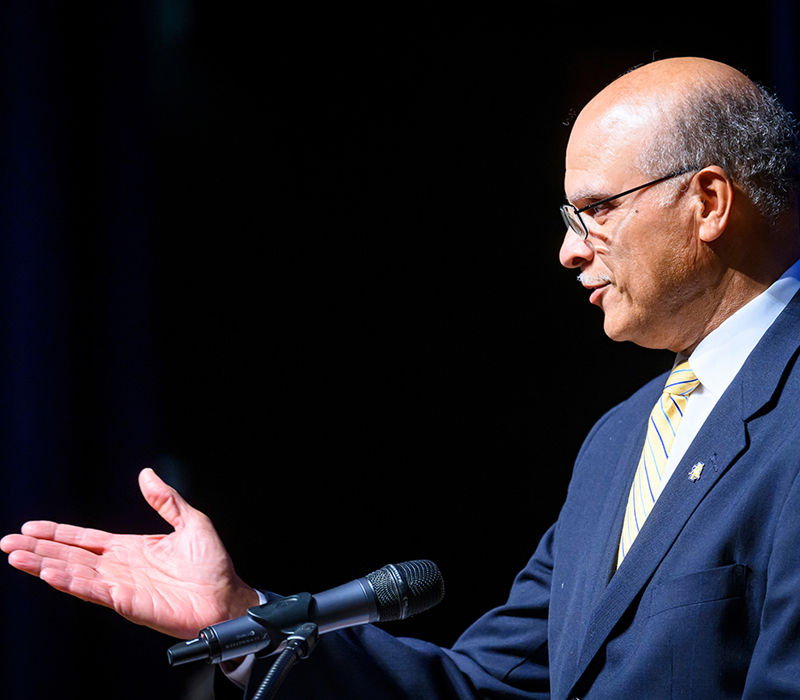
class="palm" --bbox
[1,469,258,639]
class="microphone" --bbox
[167,559,444,666]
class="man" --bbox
[3,57,800,698]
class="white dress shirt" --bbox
[655,258,800,500]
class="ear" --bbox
[693,166,734,242]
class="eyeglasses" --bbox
[560,169,693,240]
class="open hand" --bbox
[0,468,259,639]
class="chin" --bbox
[602,315,663,350]
[601,315,632,344]
[605,324,683,351]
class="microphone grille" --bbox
[365,560,445,622]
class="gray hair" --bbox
[638,79,800,222]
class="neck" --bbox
[681,248,799,356]
[680,203,800,355]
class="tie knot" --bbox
[663,360,700,397]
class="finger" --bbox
[2,533,49,557]
[6,548,47,576]
[1,532,27,554]
[138,468,202,530]
[6,548,81,576]
[5,534,101,572]
[32,538,102,567]
[38,561,117,609]
[8,544,121,611]
[18,521,113,552]
[6,546,93,579]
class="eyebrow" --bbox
[565,186,613,207]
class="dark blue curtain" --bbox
[0,2,165,697]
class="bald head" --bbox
[571,59,759,182]
[570,57,799,224]
[585,57,753,116]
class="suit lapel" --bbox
[574,391,748,679]
[565,289,800,697]
[585,398,653,609]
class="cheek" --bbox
[615,220,695,302]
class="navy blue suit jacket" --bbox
[221,291,800,699]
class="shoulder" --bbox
[573,371,667,464]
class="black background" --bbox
[1,3,797,698]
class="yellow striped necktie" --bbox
[617,360,700,568]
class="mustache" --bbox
[577,272,612,287]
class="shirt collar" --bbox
[679,258,800,399]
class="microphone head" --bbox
[365,560,445,622]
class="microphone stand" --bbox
[250,621,319,700]
[242,595,320,700]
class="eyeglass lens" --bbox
[560,206,587,239]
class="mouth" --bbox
[577,272,612,305]
[589,285,609,305]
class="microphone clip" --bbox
[246,592,315,659]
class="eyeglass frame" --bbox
[560,168,696,240]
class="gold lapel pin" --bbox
[688,462,705,482]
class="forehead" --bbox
[564,101,655,201]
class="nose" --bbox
[559,230,595,269]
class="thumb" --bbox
[138,467,198,530]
